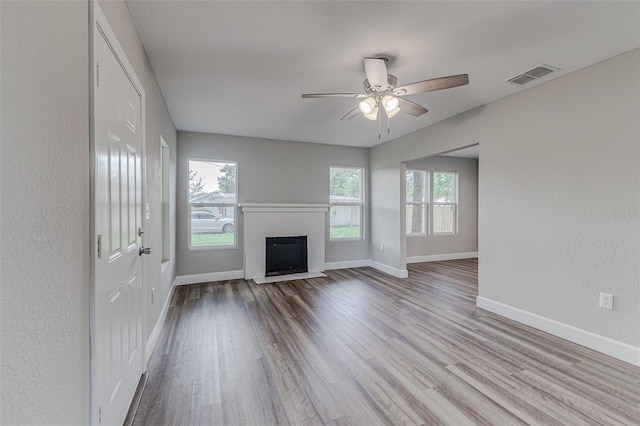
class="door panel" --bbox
[95,25,143,426]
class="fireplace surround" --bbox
[240,203,328,284]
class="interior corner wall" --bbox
[1,1,90,424]
[176,132,370,277]
[371,48,640,349]
[405,156,478,258]
[98,0,178,343]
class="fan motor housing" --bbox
[364,75,398,93]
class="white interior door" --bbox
[94,19,144,426]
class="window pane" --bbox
[406,170,426,203]
[190,205,235,247]
[330,167,362,202]
[330,205,361,239]
[433,204,454,233]
[189,160,237,248]
[189,160,237,204]
[433,172,455,202]
[406,204,427,234]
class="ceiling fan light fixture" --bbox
[359,97,376,114]
[382,95,399,111]
[382,95,400,118]
[363,106,379,121]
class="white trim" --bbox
[176,270,244,286]
[370,260,409,278]
[325,259,371,270]
[476,296,640,367]
[407,251,478,263]
[145,279,176,364]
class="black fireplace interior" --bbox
[265,236,308,277]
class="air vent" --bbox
[506,64,559,85]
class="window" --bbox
[188,160,237,249]
[432,171,458,234]
[405,170,458,235]
[329,167,363,240]
[406,170,428,234]
[160,137,170,262]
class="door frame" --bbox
[90,2,148,424]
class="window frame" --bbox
[160,136,170,263]
[406,169,429,236]
[329,166,365,242]
[430,170,458,235]
[187,158,238,251]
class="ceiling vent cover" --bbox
[506,64,559,85]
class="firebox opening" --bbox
[265,236,308,277]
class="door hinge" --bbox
[97,234,102,259]
[98,403,102,424]
[96,61,100,88]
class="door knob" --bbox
[139,247,151,256]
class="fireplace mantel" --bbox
[241,203,329,283]
[240,203,329,213]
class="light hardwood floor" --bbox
[131,259,640,425]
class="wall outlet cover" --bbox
[599,292,613,310]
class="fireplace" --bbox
[240,203,328,284]
[265,236,308,276]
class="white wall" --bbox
[371,49,640,352]
[1,1,90,423]
[176,132,370,276]
[405,156,478,258]
[0,2,178,424]
[98,0,178,343]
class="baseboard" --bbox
[325,259,371,270]
[176,270,244,286]
[369,260,409,278]
[175,260,409,287]
[476,296,640,367]
[407,251,478,263]
[146,278,175,364]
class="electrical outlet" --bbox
[379,243,384,251]
[599,292,613,310]
[152,287,156,304]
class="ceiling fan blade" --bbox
[398,98,428,117]
[394,74,469,96]
[340,107,360,121]
[302,93,368,98]
[364,57,389,89]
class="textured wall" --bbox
[98,0,178,342]
[370,49,640,347]
[405,156,478,257]
[0,1,90,424]
[176,132,371,276]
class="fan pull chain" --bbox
[387,113,390,134]
[378,105,382,139]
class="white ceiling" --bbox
[126,1,640,148]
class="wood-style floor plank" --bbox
[131,259,640,425]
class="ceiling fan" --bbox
[302,57,469,136]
